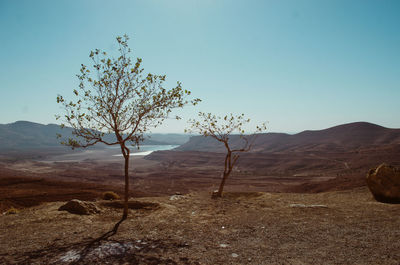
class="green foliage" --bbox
[186,112,267,146]
[56,35,200,149]
[103,191,120,200]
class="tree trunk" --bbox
[122,152,130,220]
[214,150,232,198]
[110,143,130,234]
[216,172,229,197]
[118,143,130,221]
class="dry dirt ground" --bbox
[1,187,399,265]
[0,147,381,213]
[1,148,399,264]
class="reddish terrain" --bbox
[1,121,399,213]
[1,121,400,264]
[1,140,400,212]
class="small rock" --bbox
[169,195,184,201]
[219,243,228,248]
[289,204,328,208]
[59,250,80,262]
[58,199,101,215]
[231,253,239,258]
[211,190,220,199]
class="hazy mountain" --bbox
[2,121,399,152]
[0,121,70,149]
[0,121,190,150]
[177,122,400,153]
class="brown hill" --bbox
[0,121,189,150]
[177,122,400,153]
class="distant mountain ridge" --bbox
[0,121,70,149]
[0,121,190,150]
[177,122,400,153]
[1,121,399,152]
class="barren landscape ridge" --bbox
[1,121,400,264]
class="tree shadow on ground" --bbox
[14,218,193,265]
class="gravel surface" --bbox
[1,187,399,264]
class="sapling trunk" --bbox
[216,172,229,197]
[123,153,130,220]
[118,142,131,221]
[214,150,232,198]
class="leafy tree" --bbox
[56,35,200,228]
[186,112,266,198]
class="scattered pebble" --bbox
[59,250,80,262]
[219,243,228,248]
[231,253,239,258]
[169,195,185,201]
[289,204,328,208]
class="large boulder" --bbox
[366,164,400,203]
[58,199,101,215]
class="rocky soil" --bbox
[1,187,399,265]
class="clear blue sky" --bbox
[0,0,399,133]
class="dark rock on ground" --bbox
[58,199,101,215]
